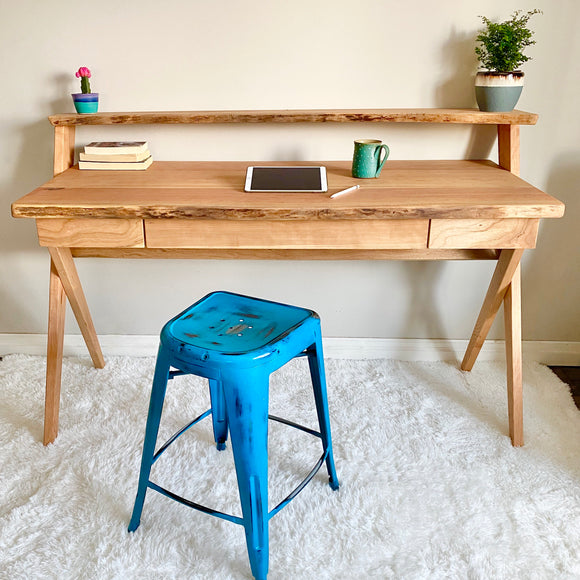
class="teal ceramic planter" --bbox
[475,72,523,112]
[72,92,99,114]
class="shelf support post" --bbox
[54,125,75,176]
[498,124,520,175]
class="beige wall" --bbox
[1,0,578,342]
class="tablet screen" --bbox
[245,166,327,192]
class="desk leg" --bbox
[504,263,523,446]
[44,259,66,445]
[48,247,105,369]
[43,248,105,445]
[461,248,524,446]
[461,249,523,370]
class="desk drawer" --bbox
[145,219,429,250]
[37,218,145,248]
[428,219,539,249]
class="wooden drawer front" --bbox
[37,218,145,248]
[145,219,429,250]
[429,218,539,249]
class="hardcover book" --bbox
[79,150,151,162]
[78,156,153,171]
[84,141,149,154]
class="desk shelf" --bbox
[48,108,538,127]
[48,108,536,177]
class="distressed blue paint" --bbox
[128,291,339,580]
[168,291,311,355]
[208,378,228,450]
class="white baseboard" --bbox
[1,334,579,365]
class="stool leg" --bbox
[223,372,269,580]
[307,335,339,491]
[208,379,228,450]
[128,345,171,533]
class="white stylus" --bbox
[330,184,360,199]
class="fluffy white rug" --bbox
[0,354,579,579]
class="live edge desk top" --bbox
[14,159,562,256]
[10,109,565,447]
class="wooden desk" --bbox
[11,109,565,447]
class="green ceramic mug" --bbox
[352,139,390,178]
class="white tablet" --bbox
[245,166,327,192]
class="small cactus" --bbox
[75,67,92,94]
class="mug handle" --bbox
[375,144,390,177]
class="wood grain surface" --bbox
[69,248,500,260]
[428,218,539,249]
[12,160,564,220]
[144,218,429,249]
[37,218,145,248]
[47,109,539,127]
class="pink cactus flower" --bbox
[75,67,91,78]
[75,66,93,94]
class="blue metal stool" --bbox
[128,291,339,580]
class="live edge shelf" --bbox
[11,107,565,448]
[47,108,536,177]
[48,108,538,126]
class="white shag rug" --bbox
[0,354,579,579]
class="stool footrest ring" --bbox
[268,414,322,439]
[268,450,328,519]
[146,411,329,526]
[148,481,244,525]
[153,409,212,464]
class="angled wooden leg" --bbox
[48,247,105,369]
[461,249,524,371]
[44,258,67,445]
[504,263,523,446]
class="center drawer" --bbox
[144,219,429,250]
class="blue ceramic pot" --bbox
[475,72,523,112]
[72,92,99,114]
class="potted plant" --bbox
[72,67,99,114]
[474,9,541,112]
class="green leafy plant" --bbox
[475,9,542,72]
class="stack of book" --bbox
[79,141,152,170]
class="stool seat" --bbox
[166,291,312,355]
[128,291,339,580]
